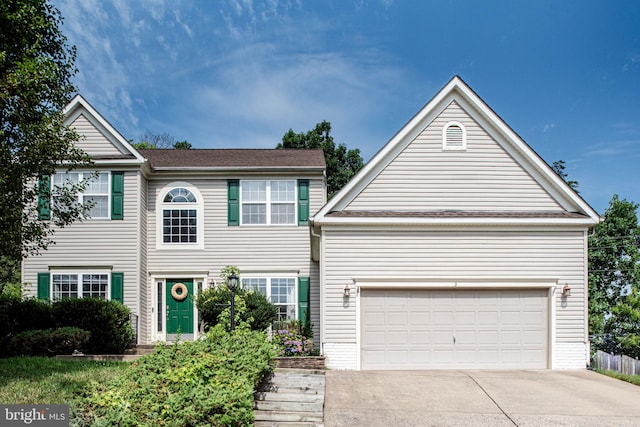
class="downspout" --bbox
[309,219,324,356]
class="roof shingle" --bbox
[138,148,325,170]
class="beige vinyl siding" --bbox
[71,114,127,157]
[22,171,141,312]
[322,228,585,344]
[138,172,149,343]
[147,176,323,340]
[346,101,562,211]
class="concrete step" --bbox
[255,392,324,403]
[254,400,324,412]
[254,410,324,423]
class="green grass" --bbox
[596,369,640,386]
[0,357,128,404]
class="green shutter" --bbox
[298,179,309,225]
[37,272,50,300]
[111,272,124,303]
[37,175,51,220]
[228,180,239,226]
[111,172,124,220]
[298,277,310,327]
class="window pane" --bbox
[85,195,108,218]
[242,204,266,224]
[270,278,295,319]
[242,278,267,295]
[82,274,108,299]
[242,181,266,202]
[271,203,295,224]
[84,173,109,194]
[52,274,78,300]
[162,209,197,243]
[164,188,196,203]
[270,181,295,202]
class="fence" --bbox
[592,350,640,375]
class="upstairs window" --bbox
[53,172,110,219]
[241,180,296,225]
[442,121,467,150]
[162,187,198,243]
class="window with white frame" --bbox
[242,277,296,320]
[52,272,109,300]
[162,187,198,243]
[442,121,467,150]
[241,180,295,225]
[53,171,110,219]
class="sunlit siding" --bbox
[322,228,585,345]
[146,176,324,341]
[346,101,562,211]
[70,114,125,157]
[22,171,141,313]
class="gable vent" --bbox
[443,121,466,150]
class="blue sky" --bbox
[53,0,640,215]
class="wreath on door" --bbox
[171,283,188,301]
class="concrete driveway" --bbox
[324,370,640,426]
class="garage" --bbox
[360,288,549,370]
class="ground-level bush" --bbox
[9,327,90,357]
[273,320,317,357]
[0,297,134,357]
[51,298,134,354]
[72,325,275,426]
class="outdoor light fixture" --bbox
[343,283,351,298]
[228,273,239,331]
[562,284,572,297]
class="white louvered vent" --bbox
[442,122,466,150]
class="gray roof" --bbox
[138,149,326,170]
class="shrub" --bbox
[72,324,275,426]
[273,320,316,357]
[51,298,134,354]
[9,327,91,357]
[0,298,53,357]
[197,287,277,332]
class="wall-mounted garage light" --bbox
[343,283,351,298]
[562,284,571,297]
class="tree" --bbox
[0,0,92,291]
[605,289,640,358]
[551,160,579,193]
[588,195,640,335]
[173,140,192,149]
[278,121,364,199]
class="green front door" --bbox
[166,279,194,334]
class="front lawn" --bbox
[596,369,640,386]
[0,357,127,404]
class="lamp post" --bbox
[228,273,238,332]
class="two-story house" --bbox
[24,77,600,370]
[22,95,326,345]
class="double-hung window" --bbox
[242,277,296,320]
[52,272,109,300]
[241,180,295,225]
[52,171,110,219]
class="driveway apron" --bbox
[324,369,640,426]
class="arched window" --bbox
[162,187,198,243]
[442,121,467,150]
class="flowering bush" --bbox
[273,320,315,357]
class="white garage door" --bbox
[361,289,548,370]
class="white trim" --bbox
[155,181,205,250]
[442,120,467,150]
[315,216,596,227]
